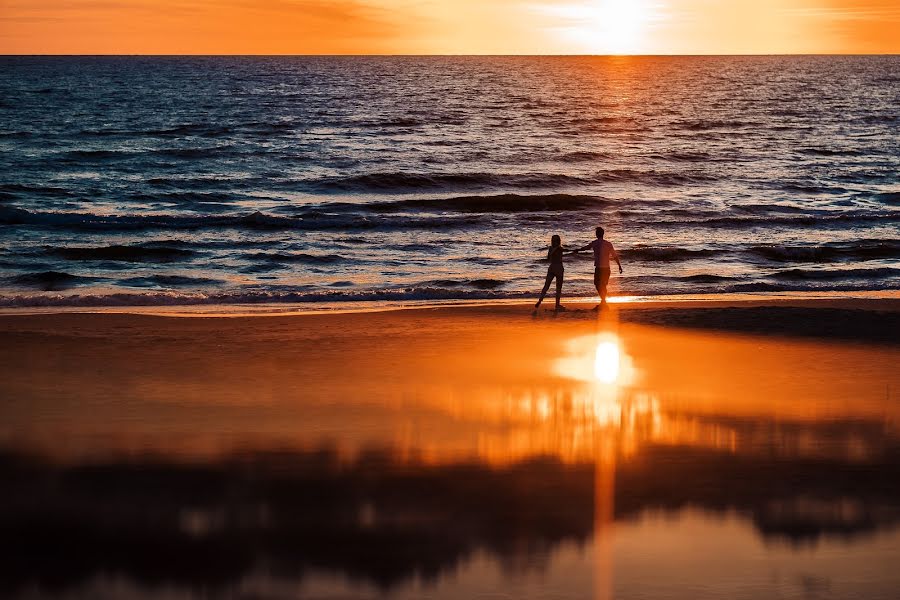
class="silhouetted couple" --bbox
[534,227,623,313]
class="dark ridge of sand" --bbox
[3,295,897,343]
[617,306,900,346]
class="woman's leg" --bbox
[554,271,563,309]
[535,271,554,308]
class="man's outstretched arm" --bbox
[613,248,623,273]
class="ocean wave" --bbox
[471,279,506,289]
[620,247,719,262]
[118,275,224,288]
[648,212,900,229]
[560,151,614,162]
[596,169,716,185]
[76,124,234,138]
[240,121,300,134]
[350,117,426,129]
[748,240,900,262]
[797,147,864,157]
[241,252,348,265]
[56,149,119,161]
[0,206,288,231]
[4,276,896,308]
[834,170,896,184]
[726,281,899,294]
[0,184,76,198]
[306,169,715,193]
[239,263,285,274]
[675,119,755,131]
[731,203,810,214]
[645,151,711,162]
[148,124,234,137]
[7,271,100,291]
[570,115,640,129]
[385,243,446,253]
[423,278,507,289]
[309,172,587,192]
[680,274,740,283]
[151,146,237,159]
[309,193,681,215]
[7,203,894,237]
[778,183,850,196]
[1,207,488,233]
[45,243,199,263]
[0,287,532,308]
[50,146,243,163]
[770,267,900,281]
[370,193,612,213]
[873,192,900,205]
[126,191,239,205]
[858,114,897,124]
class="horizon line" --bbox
[3,52,899,58]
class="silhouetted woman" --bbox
[534,234,569,313]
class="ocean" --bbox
[1,55,898,307]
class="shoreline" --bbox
[2,290,898,351]
[0,289,897,318]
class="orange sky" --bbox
[1,0,898,54]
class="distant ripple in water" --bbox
[1,56,898,306]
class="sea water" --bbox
[1,56,898,306]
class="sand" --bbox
[1,295,897,462]
[2,295,899,598]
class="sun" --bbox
[599,0,649,53]
[551,0,658,55]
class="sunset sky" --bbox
[1,0,898,55]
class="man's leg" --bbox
[593,269,603,309]
[599,268,611,305]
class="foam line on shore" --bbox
[0,290,896,319]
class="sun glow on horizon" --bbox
[540,0,664,55]
[0,0,898,55]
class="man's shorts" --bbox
[594,267,611,291]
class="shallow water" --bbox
[1,56,898,307]
[1,310,898,599]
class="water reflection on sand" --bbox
[1,312,899,599]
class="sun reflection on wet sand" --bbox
[590,333,626,600]
[593,340,620,384]
[1,308,899,599]
[552,327,635,600]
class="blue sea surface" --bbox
[1,56,898,306]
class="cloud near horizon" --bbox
[0,0,897,54]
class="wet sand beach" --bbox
[1,296,899,599]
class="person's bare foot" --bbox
[555,305,566,312]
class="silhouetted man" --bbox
[575,227,622,308]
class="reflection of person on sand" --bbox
[575,227,623,308]
[534,234,573,314]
